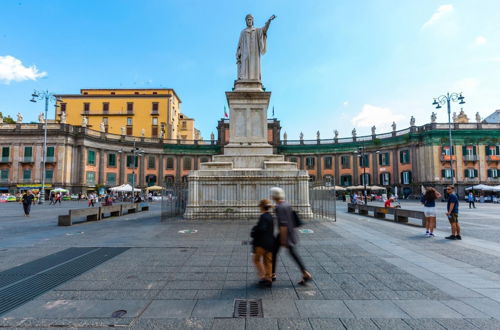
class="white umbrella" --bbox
[312,186,346,191]
[110,184,141,192]
[368,185,387,191]
[51,187,69,193]
[465,184,495,191]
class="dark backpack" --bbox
[292,210,303,227]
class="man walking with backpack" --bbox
[270,187,312,285]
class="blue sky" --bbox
[1,0,499,139]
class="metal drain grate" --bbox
[0,247,129,316]
[233,299,263,318]
[0,247,96,289]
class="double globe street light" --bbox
[354,144,380,205]
[432,93,465,186]
[118,141,144,200]
[30,90,62,204]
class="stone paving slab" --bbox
[2,203,500,328]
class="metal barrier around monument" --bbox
[160,180,337,222]
[160,183,188,221]
[309,182,337,221]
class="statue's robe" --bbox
[236,27,267,81]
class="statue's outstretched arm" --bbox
[263,15,276,34]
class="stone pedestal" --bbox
[184,80,312,219]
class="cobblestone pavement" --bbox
[1,202,500,329]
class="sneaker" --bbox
[429,233,435,237]
[455,235,462,240]
[445,235,456,240]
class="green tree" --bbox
[0,112,15,124]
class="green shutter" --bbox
[399,151,403,163]
[486,146,491,156]
[46,146,54,157]
[462,146,467,155]
[474,169,478,177]
[497,146,500,155]
[24,147,32,157]
[441,169,446,178]
[1,147,9,157]
[473,146,477,155]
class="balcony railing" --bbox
[45,156,56,163]
[0,156,10,163]
[21,157,33,163]
[0,178,8,183]
[463,155,478,162]
[486,177,499,182]
[487,155,500,161]
[440,155,456,162]
[464,177,479,183]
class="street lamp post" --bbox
[354,144,380,205]
[119,140,144,200]
[432,92,465,185]
[30,90,60,204]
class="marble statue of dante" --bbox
[236,14,276,81]
[100,121,105,132]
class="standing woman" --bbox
[421,187,441,237]
[22,190,34,217]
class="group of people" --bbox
[48,193,62,205]
[421,185,461,240]
[250,187,312,288]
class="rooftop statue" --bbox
[236,14,275,81]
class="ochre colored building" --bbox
[55,89,199,140]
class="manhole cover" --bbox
[111,310,127,318]
[233,299,263,318]
[178,229,198,234]
[298,229,314,234]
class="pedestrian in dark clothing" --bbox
[55,193,62,204]
[445,186,461,240]
[49,193,55,205]
[22,190,34,216]
[251,199,275,287]
[270,187,312,285]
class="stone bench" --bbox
[58,207,101,226]
[58,203,150,226]
[347,203,425,227]
[121,203,138,214]
[100,204,122,219]
[139,202,149,211]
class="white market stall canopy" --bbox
[465,184,499,191]
[109,184,141,192]
[312,186,346,191]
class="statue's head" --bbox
[245,14,254,28]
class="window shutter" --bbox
[474,169,478,177]
[473,146,477,155]
[488,169,492,178]
[462,146,467,155]
[379,154,382,165]
[497,146,500,155]
[464,169,468,178]
[399,151,403,163]
[486,146,491,156]
[442,169,446,178]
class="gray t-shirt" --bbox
[275,201,298,245]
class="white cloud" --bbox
[421,4,454,29]
[474,35,487,46]
[453,77,480,92]
[343,101,349,107]
[351,104,405,131]
[0,55,47,84]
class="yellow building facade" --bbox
[56,89,199,140]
